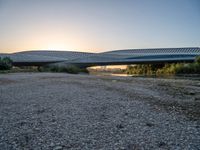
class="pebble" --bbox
[0,73,199,149]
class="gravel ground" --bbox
[0,73,200,150]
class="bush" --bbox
[39,65,88,74]
[0,57,13,70]
[126,56,200,76]
[195,56,200,64]
[126,64,164,75]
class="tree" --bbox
[0,57,13,70]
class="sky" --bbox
[0,0,199,53]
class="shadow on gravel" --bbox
[0,78,17,85]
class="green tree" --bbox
[0,57,13,70]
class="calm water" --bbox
[90,72,200,81]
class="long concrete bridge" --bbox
[1,47,200,67]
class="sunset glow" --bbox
[0,0,199,53]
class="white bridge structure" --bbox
[1,47,200,67]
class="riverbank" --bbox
[0,73,199,149]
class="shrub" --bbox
[0,57,13,70]
[195,56,200,64]
[126,57,200,76]
[39,65,88,74]
[126,64,164,75]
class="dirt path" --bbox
[0,73,200,149]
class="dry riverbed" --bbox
[0,73,200,149]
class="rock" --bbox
[194,97,200,101]
[146,122,155,127]
[50,142,55,147]
[189,91,195,95]
[158,141,167,148]
[185,91,195,95]
[112,80,117,83]
[116,124,124,129]
[53,146,63,150]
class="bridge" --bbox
[1,47,200,67]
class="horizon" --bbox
[0,0,200,53]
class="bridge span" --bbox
[1,47,200,67]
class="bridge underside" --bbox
[12,56,198,68]
[70,58,196,68]
[11,58,195,68]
